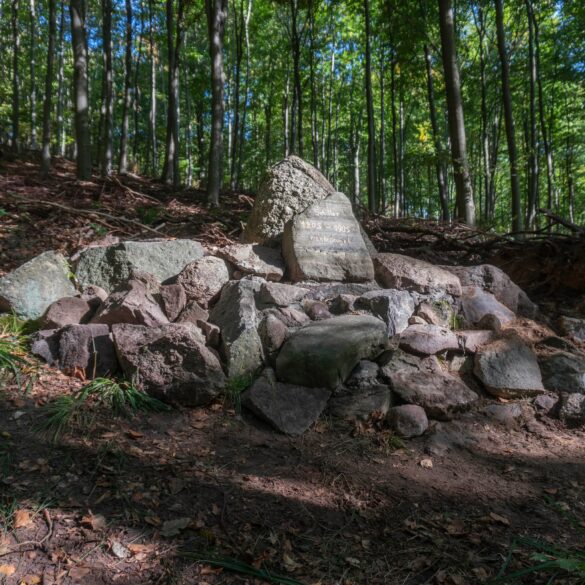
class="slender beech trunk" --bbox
[525,0,538,229]
[100,0,113,176]
[30,0,37,148]
[56,1,66,156]
[70,0,91,179]
[437,0,475,225]
[206,0,228,206]
[283,67,290,156]
[309,3,319,167]
[132,2,145,165]
[119,0,133,174]
[196,100,205,180]
[162,0,175,182]
[40,0,56,177]
[236,0,252,186]
[391,57,400,218]
[379,52,387,213]
[230,0,243,190]
[364,0,376,213]
[148,0,157,173]
[11,0,20,151]
[424,43,449,222]
[325,48,335,176]
[495,0,522,233]
[289,0,303,156]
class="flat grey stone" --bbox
[176,256,230,308]
[483,403,526,427]
[388,370,478,420]
[373,254,462,297]
[302,299,332,321]
[0,251,76,319]
[75,239,204,293]
[346,360,380,388]
[216,244,285,281]
[461,286,516,326]
[558,317,585,342]
[31,329,60,367]
[329,384,391,421]
[399,324,460,355]
[474,336,545,398]
[558,393,585,424]
[539,352,585,394]
[276,314,388,389]
[209,278,264,378]
[112,323,224,405]
[258,282,309,307]
[176,300,209,324]
[387,405,429,438]
[242,369,331,435]
[356,289,415,336]
[160,284,187,321]
[282,191,375,283]
[379,349,443,381]
[41,297,94,329]
[456,330,496,353]
[243,155,334,245]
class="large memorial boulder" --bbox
[282,191,375,283]
[0,251,76,319]
[75,239,204,293]
[243,155,334,245]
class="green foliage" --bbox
[37,377,170,440]
[225,373,255,414]
[137,206,163,225]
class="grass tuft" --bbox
[224,373,255,414]
[37,377,170,439]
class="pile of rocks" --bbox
[1,156,584,435]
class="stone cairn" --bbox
[2,155,585,435]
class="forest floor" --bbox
[1,152,585,585]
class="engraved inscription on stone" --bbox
[282,191,375,283]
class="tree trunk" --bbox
[289,0,303,156]
[132,2,145,165]
[29,0,37,148]
[100,0,113,176]
[11,0,20,151]
[148,0,157,174]
[206,0,228,206]
[56,1,66,156]
[230,0,243,190]
[525,0,538,229]
[424,43,449,222]
[70,0,92,179]
[162,0,175,183]
[379,51,386,213]
[364,0,376,213]
[495,0,522,233]
[118,0,132,174]
[391,56,400,218]
[437,0,475,225]
[40,0,56,177]
[236,0,252,187]
[309,2,319,167]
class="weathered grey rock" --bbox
[304,282,380,301]
[442,264,536,317]
[387,405,429,438]
[282,191,375,283]
[346,360,380,387]
[448,353,474,374]
[477,313,503,333]
[215,244,285,281]
[373,254,462,297]
[302,299,332,321]
[258,282,309,307]
[59,324,119,378]
[474,336,545,398]
[539,352,585,394]
[379,349,443,381]
[160,284,187,321]
[558,316,585,342]
[483,403,526,428]
[258,314,288,358]
[461,286,516,326]
[243,155,334,245]
[41,297,94,329]
[242,369,331,435]
[198,320,220,348]
[127,270,161,294]
[388,370,478,420]
[209,278,264,378]
[269,306,311,327]
[330,294,357,314]
[356,289,415,336]
[329,384,391,421]
[92,280,169,327]
[176,300,209,325]
[31,329,60,367]
[456,330,496,353]
[0,251,76,319]
[409,316,427,326]
[176,256,230,308]
[75,239,205,293]
[276,315,388,389]
[399,324,460,355]
[534,393,558,414]
[417,301,454,328]
[80,285,108,310]
[112,323,225,405]
[558,393,585,424]
[537,336,578,353]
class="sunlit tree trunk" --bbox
[40,0,56,177]
[100,0,113,176]
[364,0,376,213]
[119,0,133,174]
[29,0,37,149]
[525,0,538,229]
[148,0,157,174]
[11,0,20,151]
[56,1,66,156]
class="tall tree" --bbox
[206,0,228,206]
[11,0,20,151]
[29,0,37,148]
[100,0,113,176]
[495,0,522,233]
[148,0,158,174]
[437,0,475,225]
[364,0,377,214]
[56,0,66,156]
[525,0,538,229]
[118,0,133,174]
[70,0,92,179]
[40,0,57,177]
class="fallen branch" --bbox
[538,208,585,234]
[7,192,164,236]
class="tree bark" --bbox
[40,0,56,177]
[495,0,522,233]
[100,0,113,176]
[11,0,20,151]
[206,0,228,206]
[148,0,157,174]
[29,0,37,149]
[289,0,303,156]
[364,0,377,214]
[525,0,538,229]
[56,1,66,156]
[437,0,475,225]
[70,0,92,179]
[118,0,133,174]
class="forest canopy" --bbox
[0,0,583,232]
